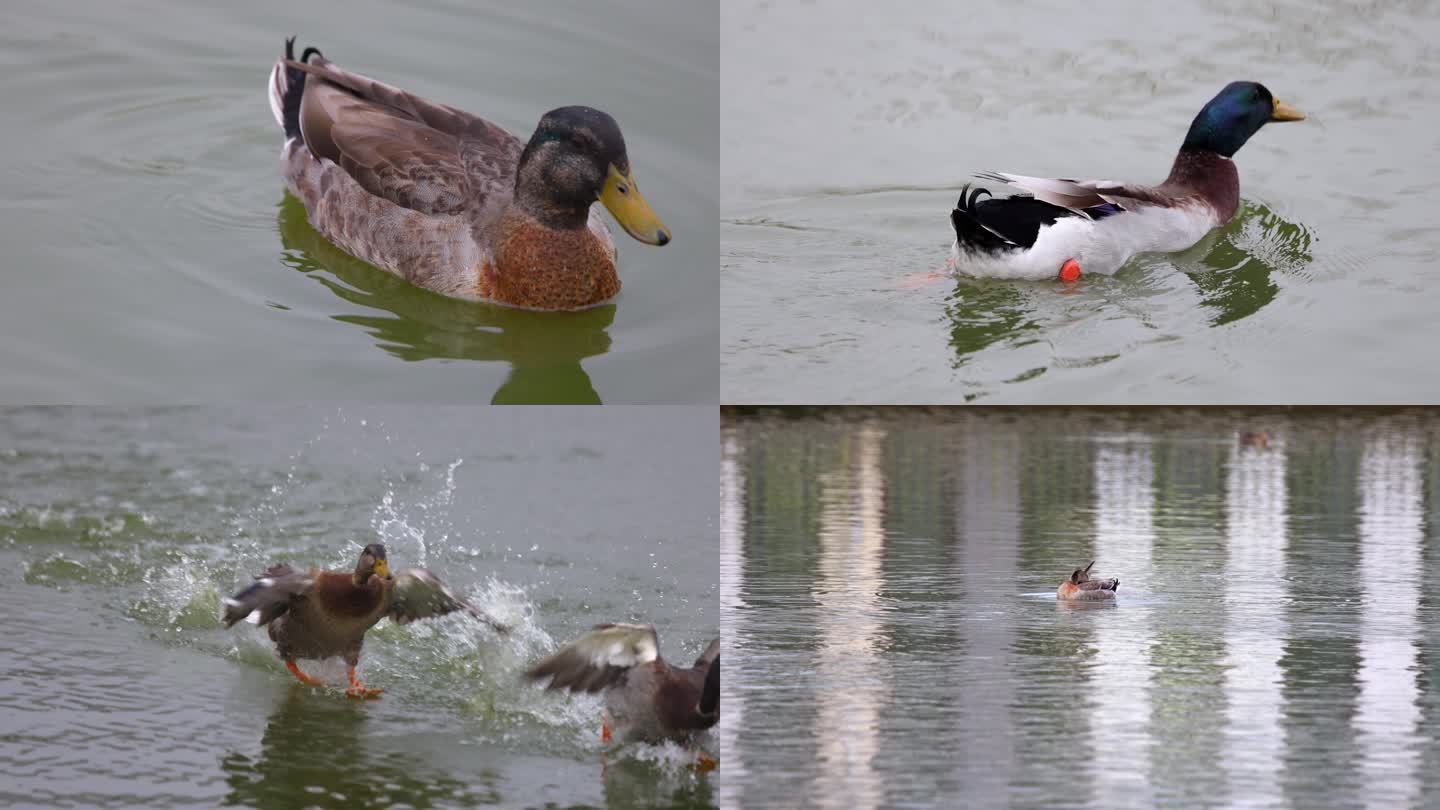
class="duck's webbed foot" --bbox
[345,664,383,700]
[601,711,612,743]
[692,751,718,772]
[1059,258,1082,282]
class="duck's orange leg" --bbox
[692,751,718,772]
[601,711,612,743]
[285,659,325,688]
[344,664,384,700]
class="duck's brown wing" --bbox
[524,623,660,693]
[975,172,1172,215]
[222,564,315,627]
[288,57,523,216]
[385,569,509,632]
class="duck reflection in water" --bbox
[221,687,499,808]
[278,195,612,404]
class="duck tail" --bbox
[269,37,322,140]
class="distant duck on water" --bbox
[948,82,1305,281]
[1056,561,1119,601]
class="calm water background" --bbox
[721,0,1440,403]
[0,406,718,809]
[0,0,717,404]
[722,407,1440,809]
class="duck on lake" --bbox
[1056,561,1120,601]
[267,38,670,311]
[222,543,507,698]
[948,82,1304,281]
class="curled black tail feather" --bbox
[278,37,322,142]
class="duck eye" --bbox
[617,184,629,196]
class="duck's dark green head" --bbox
[515,106,670,245]
[1182,82,1304,158]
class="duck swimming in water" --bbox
[948,82,1304,281]
[1056,561,1120,601]
[267,38,670,311]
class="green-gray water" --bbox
[721,1,1440,403]
[722,408,1440,809]
[0,406,718,808]
[0,0,717,404]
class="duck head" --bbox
[1182,81,1304,158]
[515,106,671,245]
[353,543,390,585]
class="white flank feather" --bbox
[949,203,1219,280]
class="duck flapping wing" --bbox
[222,564,315,627]
[524,623,661,694]
[385,568,510,633]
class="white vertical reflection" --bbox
[1221,436,1288,806]
[811,424,888,810]
[1355,428,1423,810]
[953,424,1020,797]
[1090,438,1156,805]
[718,430,746,810]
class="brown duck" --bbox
[222,543,506,698]
[1056,561,1120,601]
[266,38,670,311]
[524,623,719,747]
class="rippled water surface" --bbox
[0,0,717,403]
[722,1,1440,403]
[722,408,1440,809]
[0,407,718,808]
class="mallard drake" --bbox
[524,623,719,746]
[1056,561,1120,601]
[222,543,507,698]
[948,82,1304,281]
[266,38,670,311]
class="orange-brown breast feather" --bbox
[481,212,619,310]
[313,571,385,619]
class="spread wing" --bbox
[386,568,509,632]
[524,623,660,694]
[975,171,1169,215]
[289,57,524,215]
[222,564,314,627]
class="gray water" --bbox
[721,0,1440,403]
[0,0,718,404]
[0,406,718,809]
[721,408,1440,809]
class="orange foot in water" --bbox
[344,664,383,700]
[1059,258,1082,283]
[899,270,951,289]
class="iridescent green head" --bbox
[1182,81,1304,158]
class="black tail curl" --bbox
[279,37,322,141]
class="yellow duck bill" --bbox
[599,164,671,245]
[1270,97,1305,122]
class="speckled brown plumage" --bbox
[267,39,662,312]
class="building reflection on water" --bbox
[722,410,1440,810]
